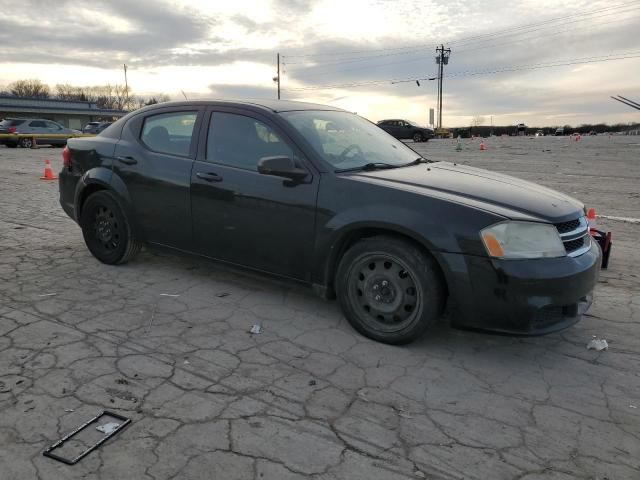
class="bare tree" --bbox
[143,94,171,106]
[55,83,94,102]
[471,116,486,128]
[9,79,50,98]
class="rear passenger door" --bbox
[190,108,319,281]
[112,108,204,249]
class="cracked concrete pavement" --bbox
[1,135,639,479]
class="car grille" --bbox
[563,236,585,253]
[554,216,590,257]
[555,218,580,234]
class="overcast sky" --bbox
[0,0,638,126]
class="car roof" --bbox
[136,98,347,114]
[4,117,48,121]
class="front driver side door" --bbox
[190,109,319,281]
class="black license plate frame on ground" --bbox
[42,410,131,465]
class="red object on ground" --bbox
[40,159,57,180]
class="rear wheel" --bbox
[336,236,444,344]
[80,190,141,264]
[19,137,33,148]
[412,132,423,142]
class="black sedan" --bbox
[59,100,600,344]
[377,119,434,142]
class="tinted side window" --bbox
[45,121,61,129]
[207,112,293,171]
[29,121,46,127]
[141,111,197,156]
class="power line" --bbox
[286,53,640,92]
[287,52,427,80]
[282,2,639,83]
[282,0,640,60]
[447,1,640,46]
[287,12,639,81]
[455,13,640,55]
[451,5,640,50]
[283,47,429,69]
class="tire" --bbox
[80,190,141,265]
[412,132,423,143]
[336,236,445,344]
[19,137,33,148]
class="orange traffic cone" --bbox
[40,159,57,181]
[586,208,596,231]
[480,141,486,151]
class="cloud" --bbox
[208,83,278,98]
[0,0,638,125]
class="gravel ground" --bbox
[0,135,639,480]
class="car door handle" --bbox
[196,172,222,182]
[116,156,137,165]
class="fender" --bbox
[74,167,144,241]
[313,204,459,291]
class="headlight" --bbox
[480,221,566,259]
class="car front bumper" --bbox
[439,241,601,335]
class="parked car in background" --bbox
[83,122,113,134]
[0,117,80,148]
[377,119,434,142]
[554,127,565,136]
[59,99,600,345]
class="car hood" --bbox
[348,162,584,222]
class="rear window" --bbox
[141,111,197,156]
[0,119,26,127]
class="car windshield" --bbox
[281,110,422,171]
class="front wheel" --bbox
[412,132,423,142]
[80,190,141,265]
[19,137,33,148]
[336,236,445,344]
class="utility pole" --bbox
[123,64,129,110]
[273,53,281,100]
[435,45,451,131]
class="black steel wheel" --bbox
[412,132,423,142]
[19,137,33,148]
[336,236,445,344]
[80,190,141,265]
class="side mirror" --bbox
[258,156,307,181]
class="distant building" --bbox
[0,96,127,130]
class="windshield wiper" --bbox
[406,157,436,165]
[335,162,400,173]
[335,157,436,173]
